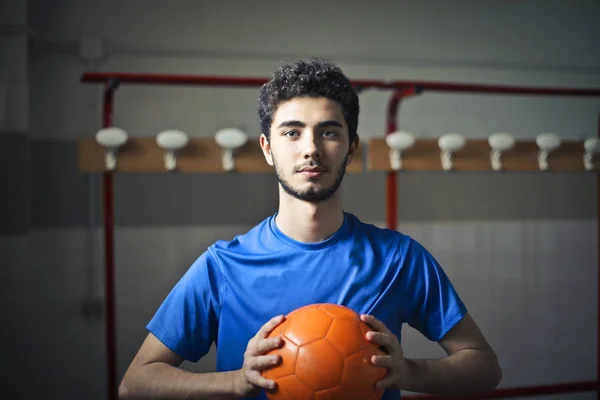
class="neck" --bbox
[275,189,344,243]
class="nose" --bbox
[301,131,322,160]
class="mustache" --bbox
[295,161,327,172]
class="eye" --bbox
[283,130,299,137]
[322,130,337,138]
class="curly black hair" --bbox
[258,58,359,145]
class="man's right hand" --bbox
[235,314,286,398]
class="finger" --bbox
[366,331,396,349]
[360,314,384,330]
[375,374,398,390]
[248,336,284,356]
[370,354,394,368]
[360,314,393,335]
[247,354,281,371]
[247,370,277,390]
[256,315,286,338]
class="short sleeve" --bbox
[399,239,467,341]
[146,252,222,362]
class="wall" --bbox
[1,1,32,398]
[1,0,599,399]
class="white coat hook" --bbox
[215,128,248,171]
[535,133,561,171]
[385,131,416,171]
[488,132,515,171]
[95,127,128,171]
[438,133,466,171]
[584,138,600,171]
[156,130,189,171]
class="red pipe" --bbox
[385,91,400,231]
[385,171,398,231]
[385,87,419,231]
[84,72,268,87]
[102,80,118,400]
[385,92,400,232]
[401,380,599,400]
[392,80,600,97]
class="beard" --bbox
[272,153,349,203]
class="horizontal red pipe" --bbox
[402,380,599,400]
[396,80,600,97]
[81,72,600,96]
[82,72,267,87]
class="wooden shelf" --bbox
[78,137,365,173]
[77,135,597,174]
[367,138,599,172]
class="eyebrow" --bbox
[276,120,344,129]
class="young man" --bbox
[119,58,502,400]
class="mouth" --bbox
[297,166,326,178]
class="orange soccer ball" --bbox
[262,303,388,400]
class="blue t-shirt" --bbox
[147,212,467,399]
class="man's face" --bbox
[260,96,357,203]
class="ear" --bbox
[345,135,360,166]
[260,133,274,166]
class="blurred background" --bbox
[1,0,599,399]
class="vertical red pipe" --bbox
[102,80,117,400]
[385,87,418,231]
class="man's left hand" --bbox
[360,314,409,391]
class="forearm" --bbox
[119,361,242,400]
[401,349,502,395]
